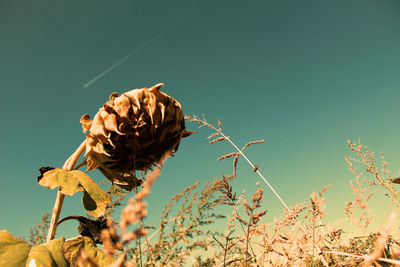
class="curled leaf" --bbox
[72,170,111,217]
[37,166,55,182]
[38,169,110,217]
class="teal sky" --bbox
[1,0,400,239]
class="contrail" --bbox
[83,4,206,88]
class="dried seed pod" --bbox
[81,83,193,190]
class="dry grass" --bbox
[21,213,50,246]
[71,118,400,266]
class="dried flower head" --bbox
[81,83,193,190]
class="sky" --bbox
[1,0,400,240]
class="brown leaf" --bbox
[37,166,55,182]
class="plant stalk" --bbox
[219,131,289,211]
[46,140,87,242]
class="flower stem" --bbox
[46,192,65,242]
[46,140,87,242]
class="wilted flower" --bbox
[81,83,193,190]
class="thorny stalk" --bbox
[46,140,87,242]
[186,114,289,211]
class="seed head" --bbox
[81,83,193,190]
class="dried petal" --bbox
[80,114,92,134]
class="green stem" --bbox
[46,140,87,242]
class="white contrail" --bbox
[83,4,206,88]
[83,32,164,88]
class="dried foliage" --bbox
[74,118,399,267]
[101,179,130,217]
[187,114,265,179]
[130,175,228,266]
[26,213,50,246]
[185,114,287,210]
[347,139,400,204]
[81,83,194,190]
[13,116,400,266]
[344,156,376,230]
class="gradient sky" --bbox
[1,0,400,240]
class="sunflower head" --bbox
[81,83,193,190]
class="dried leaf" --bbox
[38,168,81,196]
[37,166,55,182]
[0,230,32,267]
[63,236,114,267]
[27,237,68,267]
[38,169,110,217]
[58,216,108,244]
[0,231,68,267]
[73,170,111,217]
